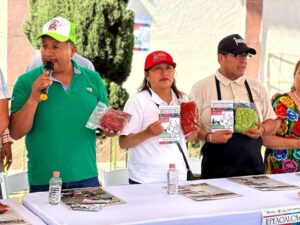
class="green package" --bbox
[234,107,258,133]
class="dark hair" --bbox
[291,60,300,91]
[138,71,183,99]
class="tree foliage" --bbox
[106,80,129,110]
[23,0,134,109]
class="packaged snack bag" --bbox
[86,102,131,134]
[86,102,107,130]
[211,100,234,132]
[180,101,198,135]
[100,108,132,133]
[234,102,259,133]
[0,202,8,214]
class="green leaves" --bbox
[106,80,129,110]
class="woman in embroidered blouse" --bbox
[264,60,300,173]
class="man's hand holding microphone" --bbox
[31,61,53,102]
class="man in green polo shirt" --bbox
[10,16,109,192]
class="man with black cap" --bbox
[189,34,277,179]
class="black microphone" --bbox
[40,61,54,101]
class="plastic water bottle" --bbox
[167,163,178,195]
[48,171,62,205]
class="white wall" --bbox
[261,0,300,96]
[126,0,247,96]
[127,0,300,98]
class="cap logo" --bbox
[153,52,167,62]
[48,19,59,31]
[233,37,246,46]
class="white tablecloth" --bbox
[22,173,300,225]
[1,199,46,225]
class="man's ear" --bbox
[217,53,224,64]
[70,44,76,58]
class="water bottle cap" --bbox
[53,171,60,177]
[169,163,176,169]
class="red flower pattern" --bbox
[275,102,287,118]
[272,167,285,174]
[292,120,300,136]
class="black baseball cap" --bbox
[218,34,256,55]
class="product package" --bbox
[234,101,259,133]
[180,101,199,135]
[159,105,180,144]
[211,100,234,132]
[86,101,132,134]
[0,202,8,214]
[100,109,132,133]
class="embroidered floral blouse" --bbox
[265,93,300,174]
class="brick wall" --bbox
[7,0,35,93]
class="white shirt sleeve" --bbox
[0,68,9,99]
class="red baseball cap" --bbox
[144,51,176,71]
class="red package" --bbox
[100,109,132,133]
[180,101,198,135]
[0,202,9,214]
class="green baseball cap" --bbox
[37,16,77,44]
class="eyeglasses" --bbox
[225,53,253,60]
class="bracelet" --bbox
[208,133,212,143]
[205,132,212,142]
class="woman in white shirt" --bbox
[119,51,193,184]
